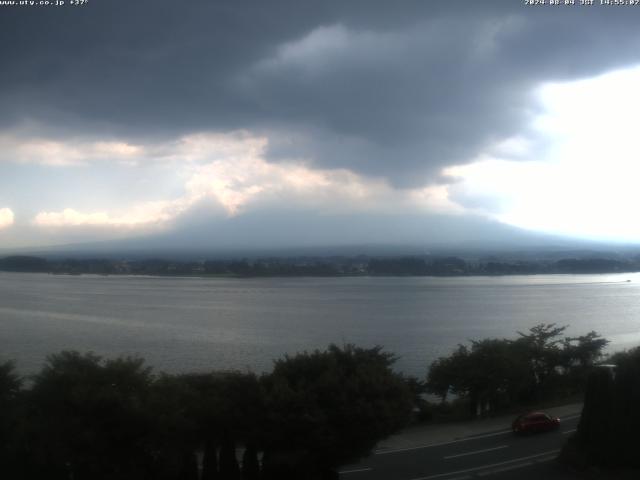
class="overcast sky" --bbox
[3,0,640,250]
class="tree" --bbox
[0,360,21,400]
[26,351,155,480]
[562,331,609,369]
[0,360,22,476]
[516,323,568,397]
[241,443,260,480]
[152,370,264,480]
[219,433,240,480]
[179,451,199,480]
[427,340,530,415]
[426,354,458,403]
[146,373,201,480]
[202,441,219,480]
[426,324,604,414]
[465,339,531,413]
[261,344,413,478]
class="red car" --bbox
[512,411,560,434]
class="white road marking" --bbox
[375,430,512,455]
[477,454,557,476]
[461,430,514,441]
[444,445,508,460]
[339,467,373,474]
[408,449,560,480]
[476,461,534,476]
[562,428,577,434]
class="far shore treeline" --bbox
[2,254,640,277]
[0,324,629,479]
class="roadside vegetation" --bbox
[424,324,608,419]
[0,325,616,479]
[0,345,412,480]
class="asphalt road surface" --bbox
[339,414,581,480]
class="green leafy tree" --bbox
[241,443,260,480]
[26,351,155,480]
[0,360,21,400]
[219,433,240,480]
[427,324,603,414]
[153,371,263,480]
[466,339,531,413]
[562,331,609,369]
[146,373,200,480]
[261,344,413,479]
[179,451,199,480]
[0,360,22,476]
[515,323,568,397]
[558,331,609,393]
[426,353,460,403]
[427,340,530,415]
[202,440,219,479]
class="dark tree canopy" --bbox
[0,346,414,480]
[427,324,609,414]
[24,352,154,480]
[262,344,413,475]
[0,360,21,402]
[0,361,22,472]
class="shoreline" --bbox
[1,270,639,280]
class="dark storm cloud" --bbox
[3,0,640,185]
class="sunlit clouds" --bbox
[33,200,193,228]
[0,130,265,168]
[0,208,14,229]
[25,131,458,233]
[15,58,640,244]
[448,65,640,242]
[11,62,640,243]
[0,133,144,167]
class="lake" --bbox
[2,271,640,377]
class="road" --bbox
[339,414,581,480]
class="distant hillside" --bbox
[0,210,603,260]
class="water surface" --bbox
[2,272,640,376]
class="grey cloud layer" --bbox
[3,0,640,186]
